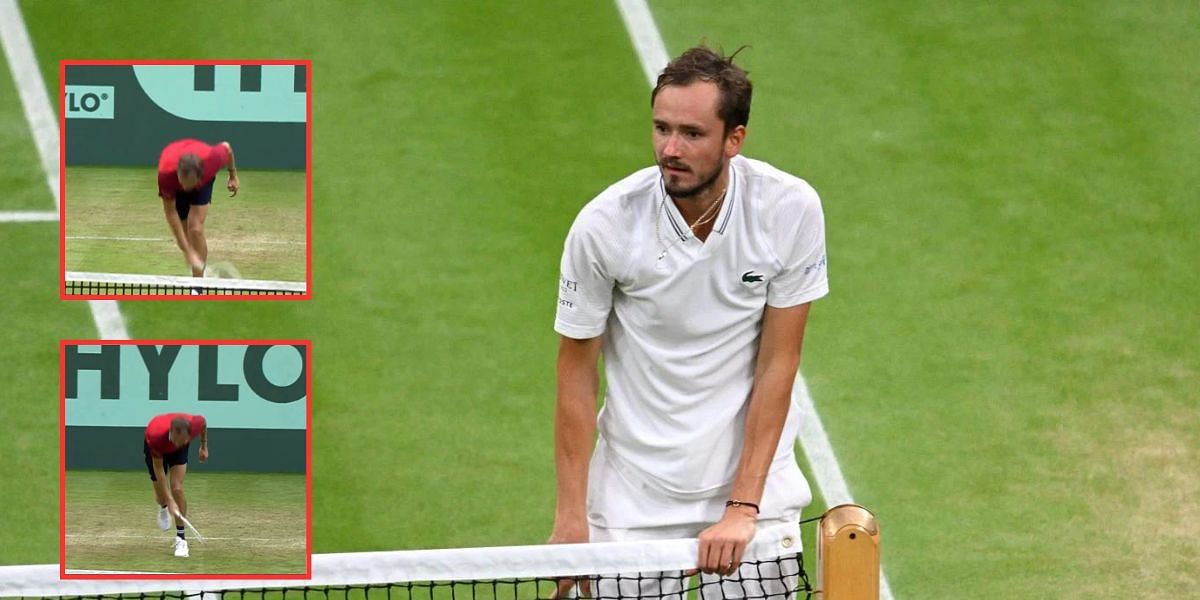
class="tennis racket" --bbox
[174,512,206,543]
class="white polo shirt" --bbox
[555,155,828,525]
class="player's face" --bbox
[169,428,190,446]
[177,171,200,191]
[652,82,743,198]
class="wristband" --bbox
[725,500,759,514]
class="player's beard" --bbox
[659,154,726,199]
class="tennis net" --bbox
[0,522,810,599]
[64,272,306,297]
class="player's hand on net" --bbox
[227,174,239,197]
[547,518,592,598]
[697,508,757,576]
[550,575,593,599]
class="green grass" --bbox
[0,1,1197,598]
[64,470,306,575]
[64,166,306,280]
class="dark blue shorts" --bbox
[144,440,189,481]
[175,179,215,221]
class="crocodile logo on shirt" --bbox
[741,271,764,283]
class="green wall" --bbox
[65,344,307,473]
[65,64,306,169]
[65,426,305,473]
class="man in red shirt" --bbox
[144,413,208,558]
[157,139,240,277]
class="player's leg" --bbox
[144,441,170,530]
[184,180,215,277]
[586,440,696,599]
[169,463,188,524]
[591,524,696,600]
[168,460,190,557]
[163,443,191,553]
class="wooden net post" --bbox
[817,504,880,599]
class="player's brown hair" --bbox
[170,417,191,434]
[651,45,753,134]
[177,153,203,179]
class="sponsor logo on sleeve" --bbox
[803,254,827,276]
[558,274,578,309]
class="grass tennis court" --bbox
[2,1,1198,598]
[64,470,306,575]
[64,166,306,281]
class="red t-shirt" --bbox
[157,139,230,199]
[144,413,207,456]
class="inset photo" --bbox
[60,60,311,299]
[60,341,311,578]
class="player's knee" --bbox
[170,482,185,495]
[187,220,204,236]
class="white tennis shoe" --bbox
[157,506,170,530]
[173,537,189,558]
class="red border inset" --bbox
[58,60,313,301]
[59,340,313,580]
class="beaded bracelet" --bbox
[725,500,760,514]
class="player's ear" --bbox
[724,125,746,157]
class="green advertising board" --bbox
[65,64,307,169]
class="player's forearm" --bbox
[553,342,600,523]
[223,142,237,175]
[554,383,597,521]
[162,204,189,246]
[152,464,174,507]
[729,354,801,506]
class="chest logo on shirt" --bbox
[741,271,765,283]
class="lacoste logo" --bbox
[741,271,764,283]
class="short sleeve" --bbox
[554,205,619,339]
[766,183,829,308]
[203,143,230,181]
[158,170,176,200]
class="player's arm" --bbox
[151,455,181,516]
[698,302,814,575]
[197,421,209,463]
[549,334,603,545]
[221,142,239,197]
[161,198,202,270]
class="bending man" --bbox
[156,138,239,277]
[144,412,208,558]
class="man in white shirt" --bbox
[550,46,829,595]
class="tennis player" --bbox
[551,46,828,596]
[144,412,208,558]
[157,138,240,277]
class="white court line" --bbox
[65,569,184,575]
[67,235,305,246]
[67,533,302,544]
[0,0,128,340]
[614,0,671,87]
[614,2,895,597]
[794,378,897,599]
[0,0,58,212]
[0,210,57,222]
